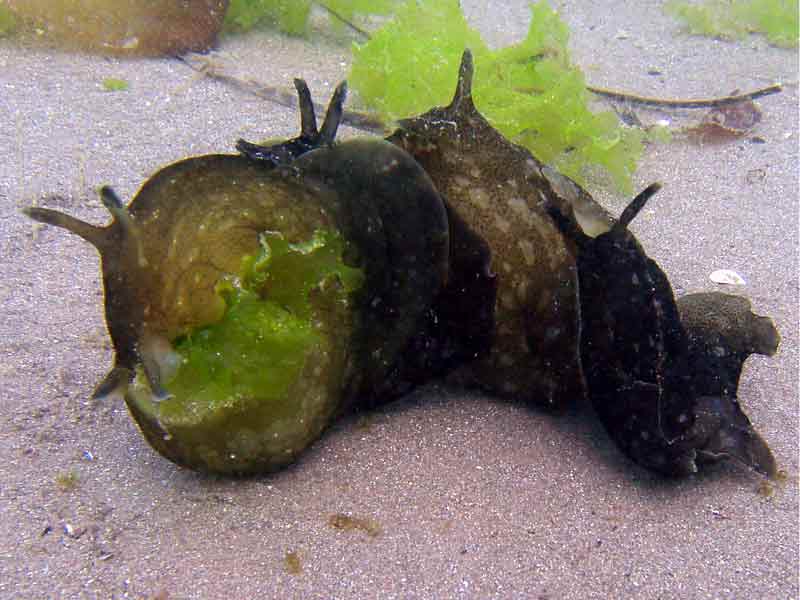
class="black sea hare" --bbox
[26,50,779,478]
[546,186,777,476]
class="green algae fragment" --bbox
[350,0,643,194]
[102,78,129,92]
[349,0,484,117]
[646,124,673,145]
[134,228,363,431]
[160,292,316,424]
[285,550,303,574]
[224,0,396,36]
[328,513,382,537]
[320,0,396,23]
[225,0,312,35]
[55,470,80,491]
[665,0,799,48]
[0,5,16,37]
[240,229,364,320]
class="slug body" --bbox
[386,51,610,409]
[26,50,780,478]
[386,50,778,476]
[26,84,454,474]
[546,185,778,476]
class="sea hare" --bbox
[26,84,455,474]
[25,50,780,478]
[387,50,614,409]
[546,185,778,476]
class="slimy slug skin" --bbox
[387,50,600,410]
[546,185,778,477]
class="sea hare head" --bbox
[26,83,451,474]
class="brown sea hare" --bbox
[385,51,777,475]
[25,84,453,473]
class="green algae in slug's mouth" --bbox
[129,228,365,429]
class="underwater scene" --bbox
[0,0,797,597]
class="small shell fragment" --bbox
[710,269,746,285]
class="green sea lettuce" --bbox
[225,0,312,35]
[665,0,799,48]
[134,228,363,429]
[224,0,396,36]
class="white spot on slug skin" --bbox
[536,189,549,206]
[453,174,471,189]
[545,326,562,341]
[507,196,535,225]
[379,159,400,173]
[515,279,531,303]
[524,158,541,178]
[507,196,527,215]
[469,187,491,210]
[186,246,200,264]
[494,215,511,234]
[517,239,536,267]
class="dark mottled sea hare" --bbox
[390,50,778,476]
[387,51,612,409]
[546,185,778,476]
[26,49,780,479]
[25,82,455,474]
